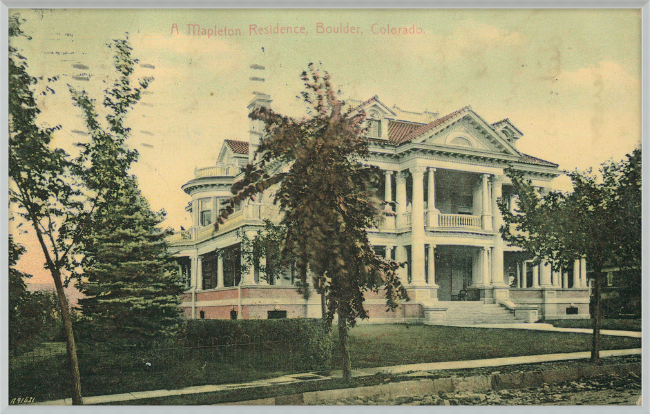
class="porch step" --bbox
[425,301,522,325]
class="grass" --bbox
[10,324,641,403]
[543,319,642,332]
[331,324,641,369]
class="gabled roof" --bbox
[346,95,397,117]
[388,120,425,144]
[518,153,558,167]
[224,139,249,155]
[395,106,472,145]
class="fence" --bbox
[9,336,327,403]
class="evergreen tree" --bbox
[215,64,409,380]
[75,179,183,346]
[71,37,183,347]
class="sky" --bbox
[8,8,642,284]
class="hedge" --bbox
[180,318,332,372]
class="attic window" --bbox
[367,110,382,138]
[450,137,472,147]
[368,119,382,138]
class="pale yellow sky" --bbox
[9,9,642,283]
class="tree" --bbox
[9,236,61,354]
[499,148,641,363]
[71,38,184,348]
[9,15,85,404]
[215,64,409,380]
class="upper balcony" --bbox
[193,164,239,178]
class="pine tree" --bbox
[75,178,183,346]
[71,37,184,348]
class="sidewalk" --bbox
[33,326,642,406]
[440,323,642,338]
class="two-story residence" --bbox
[169,94,590,324]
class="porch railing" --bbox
[438,214,481,228]
[194,164,239,178]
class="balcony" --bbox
[437,213,482,229]
[194,164,239,178]
[168,202,281,245]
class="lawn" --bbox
[10,324,641,403]
[331,324,641,369]
[543,319,642,332]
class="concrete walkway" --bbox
[32,325,642,406]
[441,323,642,338]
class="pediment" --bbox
[412,111,520,156]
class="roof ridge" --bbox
[397,105,470,144]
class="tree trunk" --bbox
[591,269,603,364]
[321,291,327,321]
[337,309,351,382]
[31,223,83,404]
[51,268,84,404]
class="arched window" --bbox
[450,137,472,147]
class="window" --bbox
[199,198,213,226]
[268,310,287,319]
[223,244,242,287]
[368,119,382,138]
[201,252,218,290]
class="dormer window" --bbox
[368,110,382,138]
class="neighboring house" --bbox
[169,94,590,324]
[588,265,641,319]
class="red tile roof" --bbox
[519,153,558,167]
[388,120,425,144]
[224,140,249,155]
[396,106,471,145]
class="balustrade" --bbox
[437,214,481,228]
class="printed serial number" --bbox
[11,397,36,404]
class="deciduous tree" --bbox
[215,64,409,380]
[499,148,641,363]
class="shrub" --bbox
[181,318,331,372]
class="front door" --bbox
[436,251,473,301]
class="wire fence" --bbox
[9,336,328,402]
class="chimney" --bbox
[247,93,272,164]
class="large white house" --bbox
[169,94,590,324]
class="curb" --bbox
[226,362,641,405]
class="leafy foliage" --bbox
[8,13,84,403]
[238,219,291,284]
[499,148,641,361]
[71,37,184,347]
[9,236,62,355]
[214,64,409,380]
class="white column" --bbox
[540,262,553,287]
[580,257,587,288]
[190,256,198,289]
[562,268,568,289]
[396,171,407,228]
[217,253,224,288]
[197,256,203,290]
[384,171,393,211]
[522,262,528,288]
[212,197,219,224]
[516,262,521,288]
[258,256,268,285]
[573,259,580,289]
[427,244,438,287]
[490,176,505,286]
[427,168,439,227]
[482,247,491,286]
[396,245,408,283]
[240,231,257,286]
[532,264,539,288]
[481,174,493,231]
[192,199,200,227]
[410,167,426,285]
[385,246,392,261]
